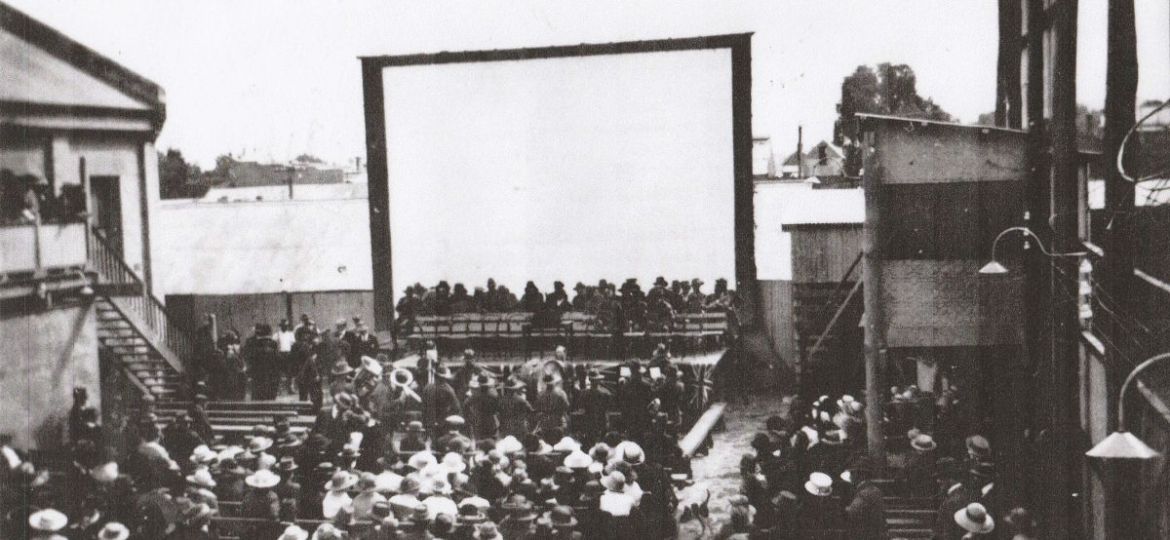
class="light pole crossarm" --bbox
[988,226,1088,262]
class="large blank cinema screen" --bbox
[383,48,735,299]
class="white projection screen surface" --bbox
[364,37,752,317]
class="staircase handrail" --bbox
[88,226,192,370]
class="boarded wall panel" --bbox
[167,291,376,339]
[877,182,1023,260]
[882,260,1024,347]
[788,225,863,283]
[872,122,1028,184]
[863,116,1028,349]
[167,293,287,337]
[290,291,375,331]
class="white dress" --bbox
[321,491,352,519]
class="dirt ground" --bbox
[677,391,790,540]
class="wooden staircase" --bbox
[884,496,937,538]
[88,227,191,403]
[792,255,866,388]
[155,400,317,441]
[95,297,186,400]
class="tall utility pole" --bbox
[796,126,804,179]
[860,128,886,472]
[287,166,296,199]
[995,0,1022,128]
[1048,1,1081,537]
[1102,0,1139,538]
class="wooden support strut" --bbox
[806,278,863,358]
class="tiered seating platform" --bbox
[403,311,729,359]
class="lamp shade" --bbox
[1085,431,1161,460]
[978,260,1009,275]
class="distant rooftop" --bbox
[193,182,368,203]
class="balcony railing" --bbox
[0,221,88,276]
[88,226,191,372]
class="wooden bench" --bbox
[883,496,937,539]
[408,311,728,359]
[154,400,317,441]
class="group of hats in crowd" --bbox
[260,431,655,539]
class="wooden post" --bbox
[996,0,1022,128]
[860,126,886,471]
[797,126,804,179]
[1020,0,1049,518]
[1048,2,1081,537]
[1102,0,1139,537]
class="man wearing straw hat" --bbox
[242,468,281,527]
[95,522,130,540]
[953,502,995,538]
[28,508,68,540]
[800,472,843,531]
[899,433,939,497]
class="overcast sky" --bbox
[9,0,1169,169]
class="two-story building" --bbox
[1,3,186,452]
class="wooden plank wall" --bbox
[863,116,1028,348]
[786,224,863,284]
[882,261,1023,347]
[758,280,798,373]
[166,291,375,337]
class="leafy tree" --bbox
[158,149,203,199]
[834,63,953,175]
[214,154,235,175]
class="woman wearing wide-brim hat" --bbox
[321,470,356,520]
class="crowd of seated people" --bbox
[395,277,743,335]
[2,344,713,539]
[722,388,1040,540]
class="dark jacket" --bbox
[420,381,462,430]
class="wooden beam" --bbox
[806,278,862,357]
[679,402,726,458]
[860,128,887,472]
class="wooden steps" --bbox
[155,400,317,441]
[95,298,187,401]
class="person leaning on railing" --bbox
[0,169,89,225]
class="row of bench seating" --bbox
[407,311,728,339]
[404,311,729,358]
[155,401,317,440]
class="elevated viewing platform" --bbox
[400,310,730,360]
[0,221,90,299]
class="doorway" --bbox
[89,176,122,256]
